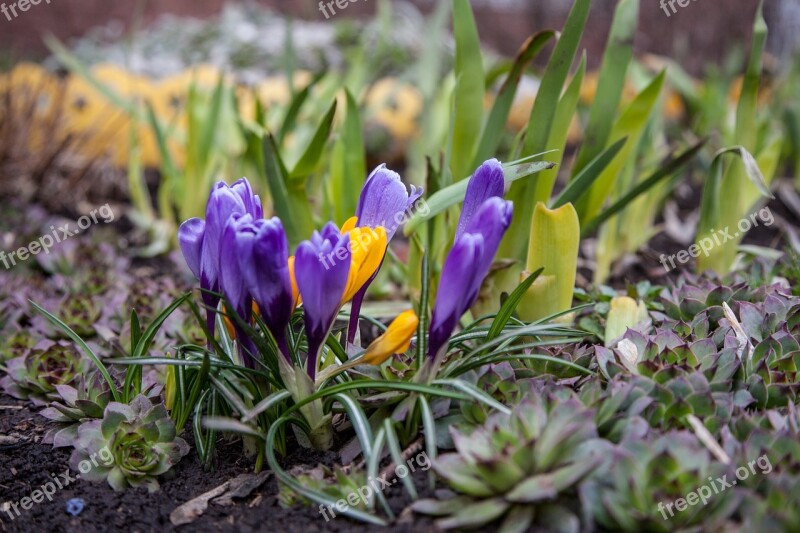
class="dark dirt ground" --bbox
[0,395,436,532]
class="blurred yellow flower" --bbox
[365,77,422,141]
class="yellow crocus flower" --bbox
[362,309,418,365]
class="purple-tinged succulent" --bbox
[413,395,601,531]
[69,395,189,492]
[0,340,87,405]
[40,373,114,447]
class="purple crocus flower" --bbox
[178,178,262,340]
[295,223,351,380]
[456,158,505,239]
[219,213,258,363]
[427,161,513,360]
[347,165,423,343]
[355,165,423,240]
[236,217,294,360]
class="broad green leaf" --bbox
[450,0,485,183]
[502,0,591,261]
[329,90,365,225]
[578,70,666,223]
[572,0,639,175]
[289,99,337,181]
[472,30,557,167]
[518,203,580,323]
[534,53,587,204]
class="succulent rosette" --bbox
[69,395,189,492]
[413,395,602,530]
[0,340,88,405]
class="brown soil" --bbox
[0,395,436,532]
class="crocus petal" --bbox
[236,217,294,351]
[456,159,505,239]
[231,177,263,219]
[296,227,351,379]
[178,218,205,280]
[199,183,246,290]
[219,214,252,319]
[355,165,416,240]
[341,226,387,303]
[288,256,300,308]
[362,310,418,365]
[428,234,485,359]
[462,197,514,304]
[340,216,358,234]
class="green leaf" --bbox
[450,0,485,183]
[329,89,366,225]
[382,419,417,498]
[582,139,706,236]
[262,134,315,246]
[290,99,337,181]
[403,160,555,236]
[551,137,627,209]
[502,0,591,261]
[487,268,544,341]
[29,300,120,402]
[436,498,510,529]
[534,52,587,205]
[472,30,557,167]
[577,70,666,223]
[572,0,639,175]
[266,417,387,525]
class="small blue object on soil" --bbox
[66,498,84,516]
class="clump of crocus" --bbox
[177,168,419,449]
[427,159,513,367]
[413,395,601,530]
[0,340,87,405]
[69,395,189,492]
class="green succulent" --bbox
[460,363,522,425]
[581,427,740,532]
[39,372,114,447]
[69,394,189,492]
[58,294,102,337]
[0,328,36,362]
[413,396,602,531]
[0,340,87,405]
[278,465,368,510]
